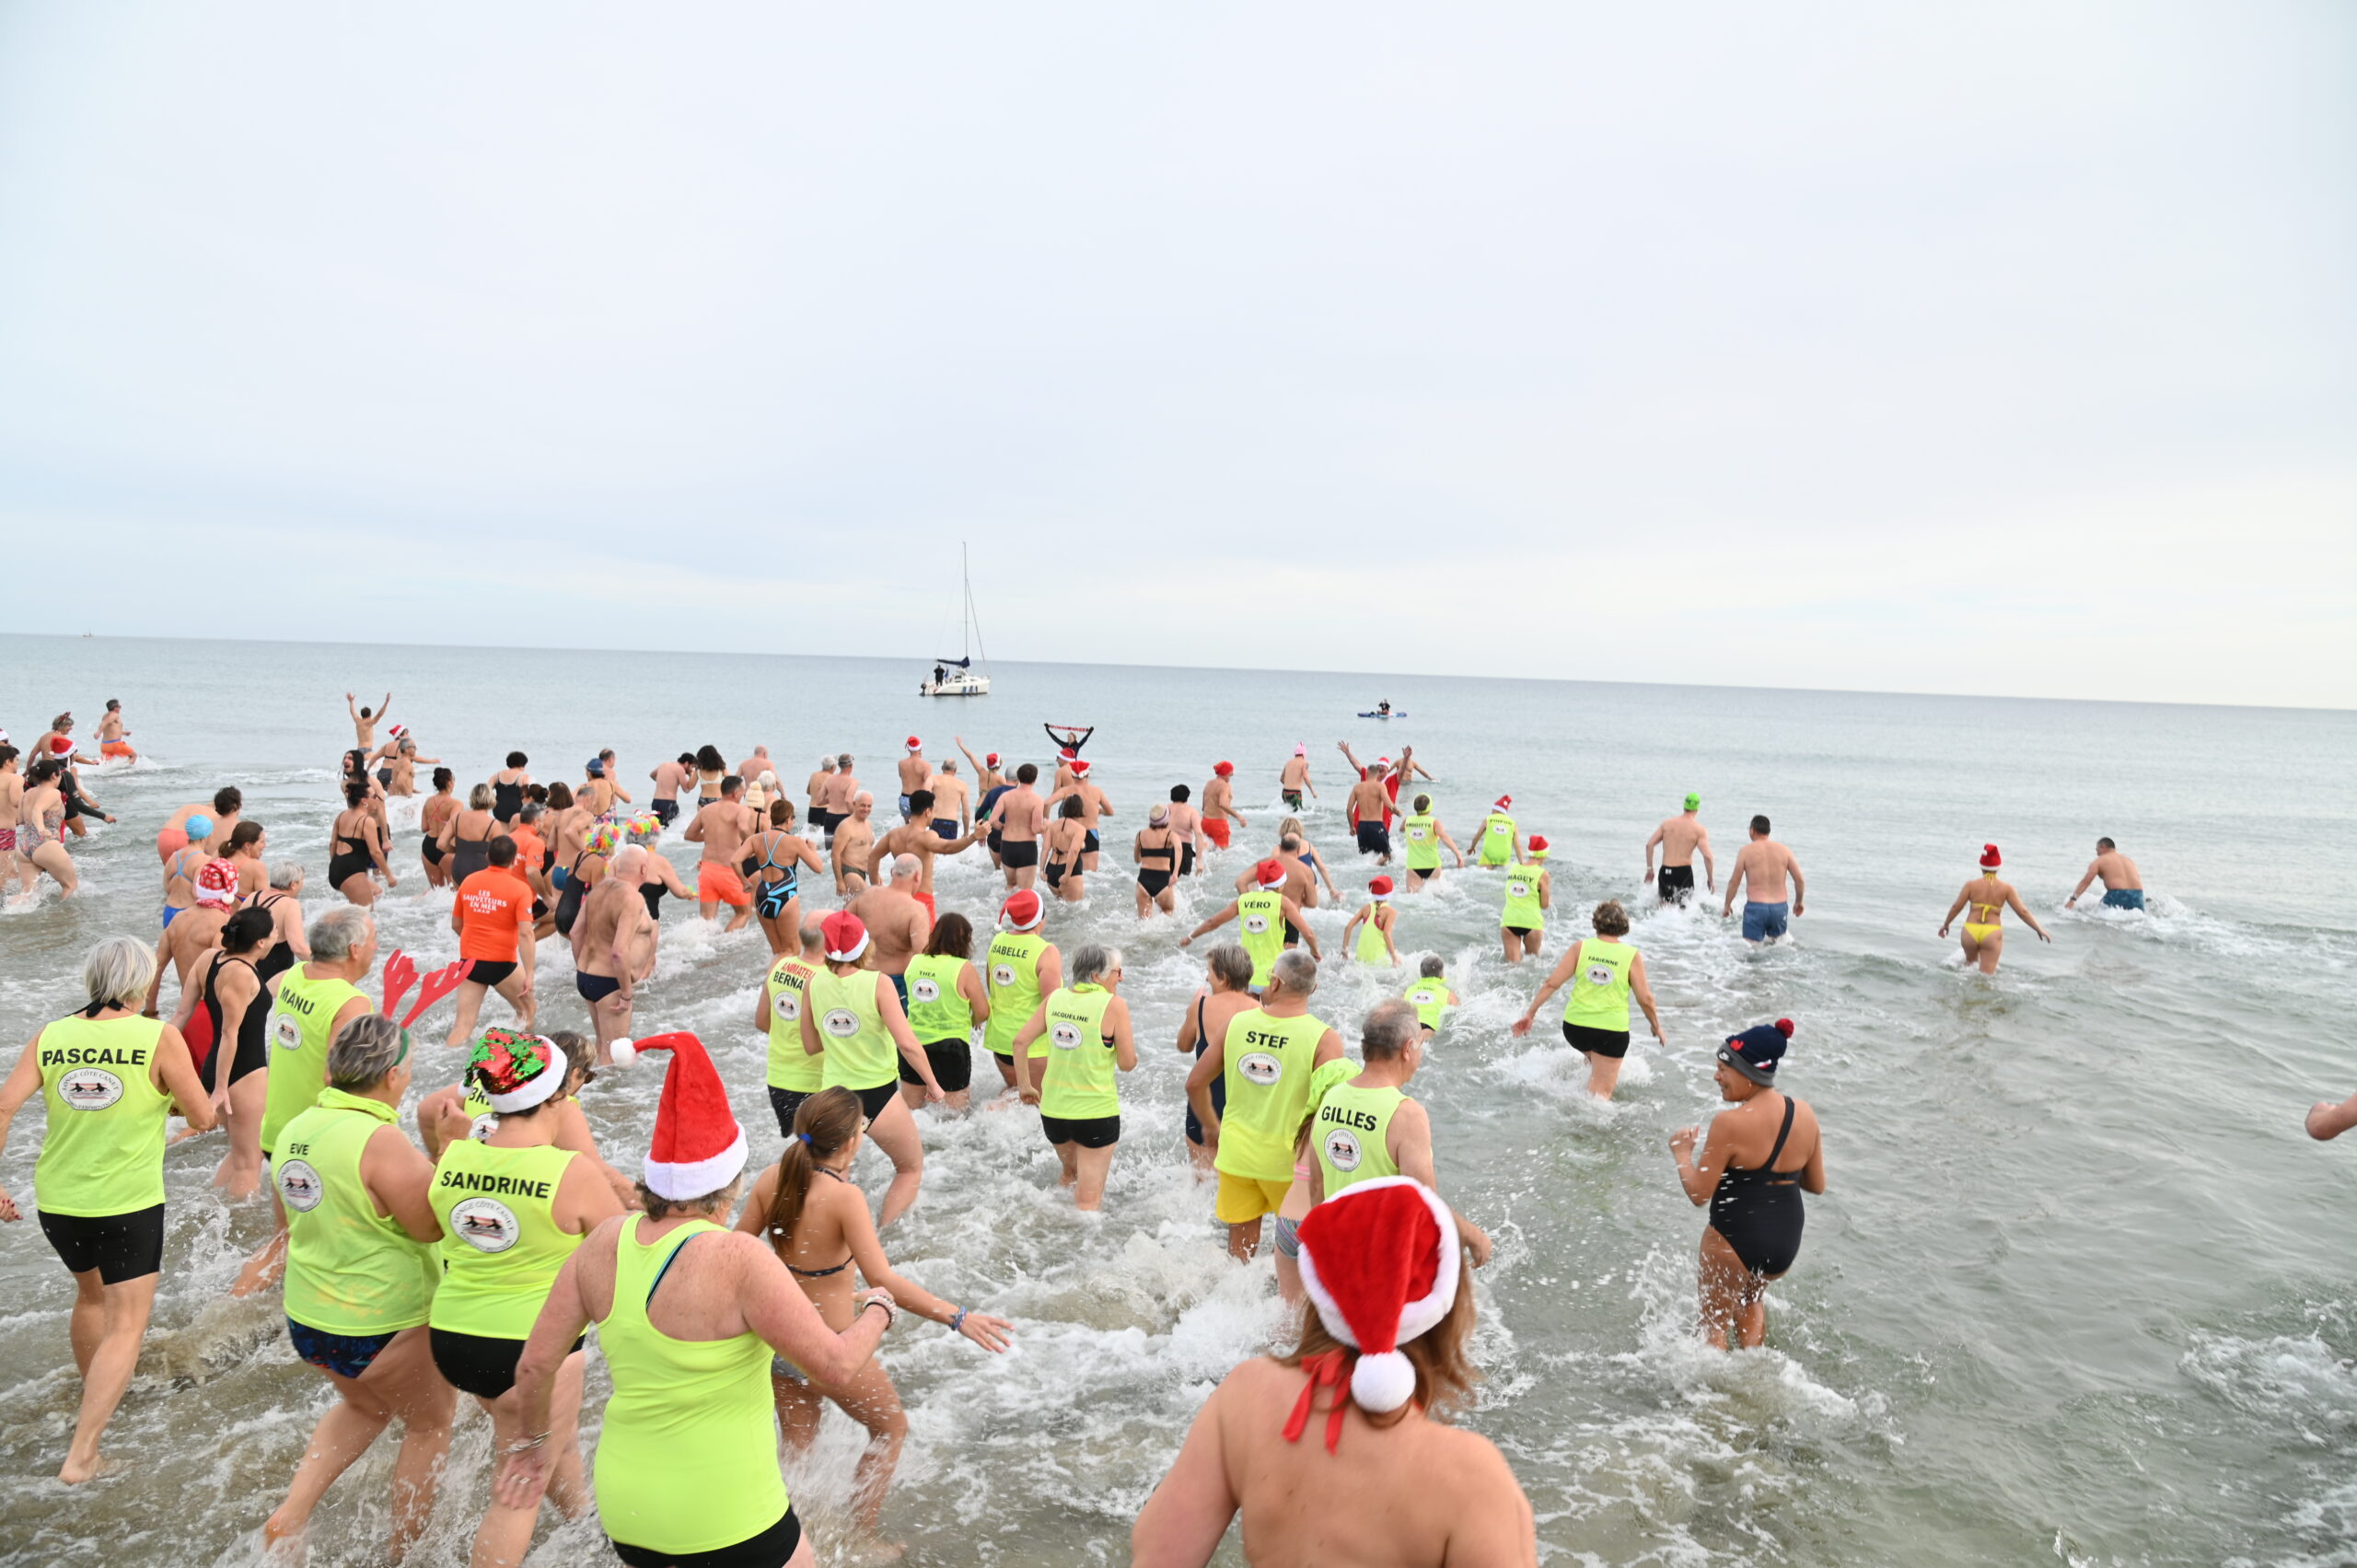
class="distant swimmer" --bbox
[1643,793,1714,906]
[0,745,20,890]
[685,775,759,932]
[1938,844,2051,973]
[737,1087,1013,1551]
[1342,877,1401,966]
[1472,795,1518,869]
[0,937,215,1482]
[830,791,879,899]
[1403,956,1458,1037]
[260,1015,454,1562]
[1281,744,1318,811]
[1167,784,1202,877]
[652,749,693,830]
[868,791,981,921]
[1399,793,1465,890]
[1046,757,1115,872]
[1720,815,1805,944]
[1185,858,1323,993]
[344,690,392,751]
[96,699,134,761]
[982,763,1047,889]
[445,837,536,1047]
[927,757,973,837]
[1497,837,1551,964]
[1668,1021,1825,1350]
[1131,1178,1538,1568]
[1512,900,1664,1100]
[897,736,930,820]
[1013,944,1140,1210]
[1134,803,1182,916]
[2067,837,2145,912]
[1337,740,1412,853]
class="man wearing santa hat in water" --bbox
[501,1029,902,1568]
[896,737,930,821]
[1132,1177,1536,1567]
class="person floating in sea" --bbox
[1938,843,2051,973]
[0,937,215,1482]
[1281,744,1318,811]
[1512,900,1664,1100]
[2067,836,2146,912]
[1644,792,1713,907]
[1131,1177,1538,1568]
[1667,1020,1825,1350]
[1720,814,1805,944]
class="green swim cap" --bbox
[1684,792,1701,810]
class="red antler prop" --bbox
[381,950,419,1017]
[400,959,470,1028]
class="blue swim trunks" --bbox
[1742,901,1790,942]
[288,1317,400,1380]
[2102,888,2146,911]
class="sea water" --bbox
[1,633,2352,1566]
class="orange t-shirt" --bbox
[510,826,547,883]
[457,869,533,962]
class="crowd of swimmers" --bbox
[0,695,2201,1567]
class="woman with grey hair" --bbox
[436,781,505,886]
[1011,944,1139,1210]
[0,935,214,1482]
[261,1015,454,1562]
[242,858,309,987]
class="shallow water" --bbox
[2,633,2353,1566]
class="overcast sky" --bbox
[1,4,2350,706]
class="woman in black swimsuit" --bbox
[490,751,531,825]
[172,906,278,1199]
[1043,795,1089,904]
[1133,804,1180,917]
[439,783,504,885]
[741,800,823,958]
[734,1088,1013,1541]
[327,778,392,907]
[1668,1019,1825,1351]
[240,862,308,987]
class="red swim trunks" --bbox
[698,861,752,909]
[1202,819,1232,850]
[101,740,135,761]
[915,890,936,922]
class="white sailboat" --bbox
[919,544,992,697]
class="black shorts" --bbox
[1658,864,1695,904]
[900,1037,973,1094]
[612,1507,802,1568]
[1001,840,1039,869]
[1356,822,1391,855]
[853,1082,900,1120]
[1504,924,1538,937]
[1282,919,1302,948]
[986,830,1004,858]
[1083,829,1100,856]
[1179,843,1196,877]
[768,1085,812,1138]
[807,808,838,836]
[40,1204,165,1283]
[1040,1113,1120,1149]
[466,958,517,987]
[430,1326,584,1401]
[577,971,622,1004]
[653,798,680,827]
[1562,1020,1631,1060]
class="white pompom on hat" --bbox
[629,1031,748,1201]
[1295,1177,1460,1422]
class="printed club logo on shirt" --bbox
[277,1158,325,1211]
[992,963,1017,987]
[1407,825,1427,841]
[450,1197,521,1253]
[1507,877,1532,900]
[1488,821,1509,836]
[911,978,943,1005]
[1239,1051,1283,1086]
[775,993,803,1022]
[1242,914,1271,935]
[1051,1020,1084,1051]
[273,1013,304,1051]
[1323,1127,1364,1172]
[822,1008,861,1039]
[59,1068,123,1110]
[1585,964,1615,987]
[1409,987,1438,1008]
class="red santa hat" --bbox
[1293,1178,1461,1440]
[1980,843,2003,869]
[906,736,923,751]
[1000,889,1044,931]
[194,856,241,910]
[1368,876,1394,900]
[1071,758,1090,774]
[1059,747,1078,762]
[1256,858,1289,889]
[1492,795,1512,811]
[1213,761,1234,776]
[822,911,870,962]
[610,1031,748,1201]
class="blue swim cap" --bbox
[184,814,214,840]
[585,758,605,776]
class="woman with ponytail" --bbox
[735,1087,1014,1546]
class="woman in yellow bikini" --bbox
[1939,843,2052,974]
